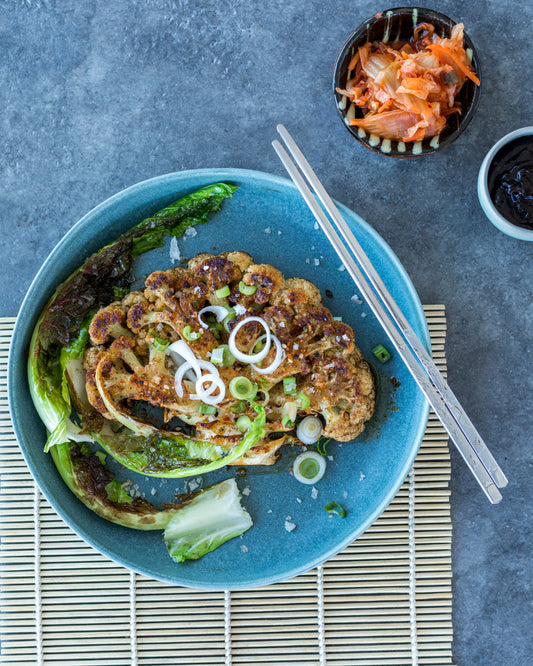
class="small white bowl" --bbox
[478,127,533,240]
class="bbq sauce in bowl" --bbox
[488,136,533,230]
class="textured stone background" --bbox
[1,1,532,662]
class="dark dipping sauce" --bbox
[488,135,533,230]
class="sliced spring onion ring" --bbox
[251,334,286,375]
[293,451,327,485]
[182,325,202,341]
[215,284,230,298]
[239,280,257,295]
[230,400,247,413]
[198,403,217,415]
[228,316,271,364]
[256,388,270,406]
[282,401,298,423]
[283,376,297,395]
[281,414,294,428]
[296,415,323,445]
[210,344,235,367]
[198,305,231,329]
[236,415,252,432]
[229,376,257,400]
[149,329,170,351]
[324,501,346,518]
[297,393,310,410]
[372,343,391,363]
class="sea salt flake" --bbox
[305,258,310,264]
[285,521,296,532]
[169,237,181,264]
[311,487,319,499]
[343,490,348,500]
[359,471,366,481]
[184,226,197,238]
[267,509,273,514]
[350,294,363,304]
[327,455,334,461]
[278,230,282,235]
[264,227,272,234]
[338,264,346,272]
[234,304,247,316]
[314,222,319,230]
[296,497,303,503]
[242,486,251,496]
[150,488,157,496]
[240,544,249,553]
[314,258,320,266]
[361,312,367,318]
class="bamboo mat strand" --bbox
[0,308,454,665]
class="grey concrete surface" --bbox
[1,1,532,663]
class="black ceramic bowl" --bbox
[332,7,481,158]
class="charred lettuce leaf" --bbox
[28,182,239,534]
[93,405,266,478]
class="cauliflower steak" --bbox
[83,251,376,466]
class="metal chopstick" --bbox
[272,125,507,503]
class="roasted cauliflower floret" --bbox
[88,304,131,345]
[271,277,322,310]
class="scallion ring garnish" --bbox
[236,415,252,432]
[149,329,170,351]
[292,451,327,485]
[283,376,297,395]
[324,501,346,518]
[210,344,235,367]
[238,280,257,296]
[182,325,202,341]
[296,415,323,445]
[256,388,270,406]
[215,284,230,298]
[372,343,391,363]
[229,376,257,401]
[297,393,310,409]
[281,414,294,428]
[316,436,331,456]
[198,403,217,415]
[230,400,247,413]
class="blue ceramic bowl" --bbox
[9,169,430,589]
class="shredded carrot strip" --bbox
[427,43,480,85]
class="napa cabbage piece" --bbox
[164,478,252,563]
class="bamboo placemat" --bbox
[0,306,453,665]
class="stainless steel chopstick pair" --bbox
[273,124,508,503]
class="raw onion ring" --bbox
[228,316,271,364]
[197,305,230,329]
[251,335,286,375]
